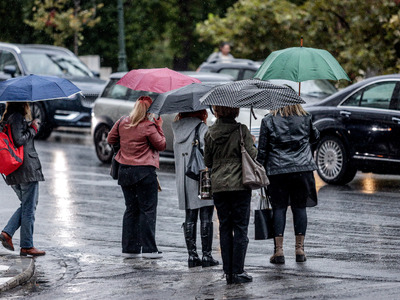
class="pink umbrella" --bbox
[117,68,201,94]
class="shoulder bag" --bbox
[185,123,206,181]
[239,124,269,189]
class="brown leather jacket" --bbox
[107,116,166,169]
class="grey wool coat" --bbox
[172,117,214,210]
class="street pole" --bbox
[117,0,128,72]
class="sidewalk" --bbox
[0,251,34,292]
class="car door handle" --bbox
[340,111,351,117]
[392,117,400,124]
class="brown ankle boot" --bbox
[270,236,285,264]
[295,235,306,262]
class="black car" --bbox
[197,58,337,104]
[0,42,106,138]
[306,74,400,185]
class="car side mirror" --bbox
[3,65,17,77]
[91,70,100,78]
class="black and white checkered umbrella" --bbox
[199,79,305,110]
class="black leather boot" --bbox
[201,222,219,267]
[183,222,202,268]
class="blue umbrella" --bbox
[0,74,81,102]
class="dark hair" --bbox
[213,106,239,119]
[1,102,31,123]
[219,42,231,49]
[174,110,208,123]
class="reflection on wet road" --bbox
[0,131,399,299]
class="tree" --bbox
[25,0,102,54]
[196,0,400,82]
[196,0,302,61]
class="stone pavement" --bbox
[0,251,34,292]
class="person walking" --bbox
[0,102,45,256]
[107,96,166,259]
[204,106,256,284]
[257,104,319,264]
[171,110,219,268]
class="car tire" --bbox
[315,135,357,185]
[30,102,53,140]
[94,124,113,163]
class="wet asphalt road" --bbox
[0,131,399,299]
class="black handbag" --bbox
[185,123,206,181]
[254,187,274,240]
[110,117,124,180]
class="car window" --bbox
[102,79,130,100]
[0,50,21,76]
[21,52,93,77]
[243,69,256,80]
[218,68,240,80]
[342,82,396,109]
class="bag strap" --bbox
[260,187,272,209]
[193,122,204,155]
[238,123,244,145]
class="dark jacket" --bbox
[257,113,319,175]
[204,118,257,193]
[3,113,44,185]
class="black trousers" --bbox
[213,190,251,275]
[121,173,158,254]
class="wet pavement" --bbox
[0,131,399,299]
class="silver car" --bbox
[92,72,242,163]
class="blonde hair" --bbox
[270,104,308,117]
[1,102,32,123]
[126,96,153,127]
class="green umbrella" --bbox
[254,45,350,95]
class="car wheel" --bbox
[30,102,53,140]
[315,135,357,185]
[94,124,113,163]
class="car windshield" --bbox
[21,52,93,77]
[268,79,337,96]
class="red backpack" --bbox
[0,124,24,175]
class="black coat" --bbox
[3,113,44,185]
[257,113,319,175]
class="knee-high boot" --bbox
[200,222,219,267]
[270,236,285,264]
[183,222,202,268]
[295,235,307,262]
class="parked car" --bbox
[0,42,106,138]
[306,74,400,185]
[197,58,338,104]
[91,71,267,163]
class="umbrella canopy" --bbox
[0,74,81,102]
[254,47,350,83]
[148,82,218,115]
[117,68,201,94]
[199,79,305,110]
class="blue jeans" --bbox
[3,182,39,248]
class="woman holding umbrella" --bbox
[0,102,45,256]
[107,96,166,259]
[256,104,319,264]
[171,109,219,268]
[204,106,256,284]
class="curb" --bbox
[0,257,35,293]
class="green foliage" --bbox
[197,0,400,83]
[25,0,102,50]
[197,0,303,61]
